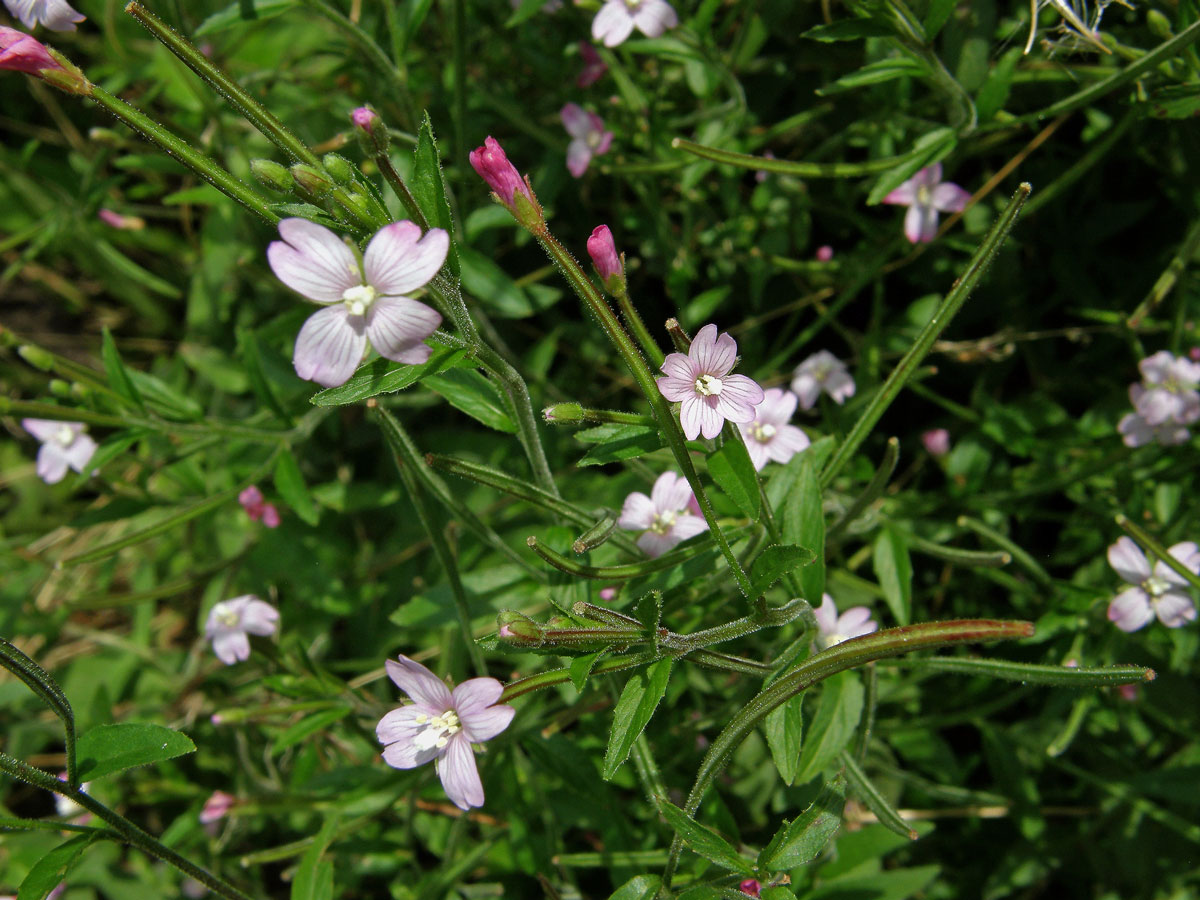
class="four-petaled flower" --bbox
[268,218,447,388]
[657,324,764,440]
[3,0,85,32]
[22,419,96,484]
[592,0,678,47]
[205,595,280,665]
[737,388,810,471]
[376,655,515,811]
[617,471,708,557]
[238,485,281,528]
[814,594,878,650]
[1130,350,1200,426]
[561,103,613,177]
[1106,536,1199,632]
[791,350,855,410]
[881,163,971,244]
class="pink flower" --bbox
[97,208,145,230]
[1117,412,1190,448]
[469,136,530,208]
[880,163,971,244]
[22,419,96,484]
[657,324,764,440]
[267,218,447,388]
[205,595,280,665]
[376,655,515,811]
[591,0,678,47]
[587,224,622,282]
[0,24,59,73]
[617,471,708,557]
[815,245,834,262]
[577,41,607,87]
[3,0,85,32]
[350,106,388,155]
[813,594,878,650]
[561,103,612,177]
[739,880,762,899]
[199,790,235,825]
[921,428,951,456]
[737,388,810,471]
[1106,536,1199,632]
[791,350,855,410]
[1130,351,1200,426]
[238,485,281,528]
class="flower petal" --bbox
[63,433,97,473]
[618,491,656,531]
[1107,537,1150,584]
[931,182,971,213]
[632,0,678,37]
[437,736,485,810]
[766,425,810,464]
[365,296,441,365]
[757,388,798,424]
[268,218,360,304]
[592,1,635,47]
[904,203,938,244]
[657,374,696,403]
[22,418,66,442]
[881,179,917,206]
[1107,587,1154,632]
[452,677,504,716]
[637,530,677,557]
[239,599,280,636]
[363,222,449,296]
[1155,591,1197,628]
[660,351,696,381]
[212,630,250,665]
[791,373,821,410]
[560,103,592,139]
[669,514,709,543]
[35,444,69,484]
[650,471,692,514]
[688,325,726,374]
[459,703,515,742]
[566,139,593,177]
[813,595,838,636]
[386,655,454,709]
[293,306,367,388]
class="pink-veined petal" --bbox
[677,397,707,440]
[35,444,69,484]
[1107,537,1150,585]
[632,0,678,37]
[365,296,441,364]
[696,397,725,439]
[757,388,798,424]
[1107,587,1154,632]
[238,599,280,636]
[437,736,485,810]
[837,606,876,636]
[791,373,821,410]
[657,374,696,403]
[743,437,769,470]
[22,418,67,442]
[766,425,810,464]
[566,138,593,177]
[637,530,677,557]
[460,705,515,743]
[813,594,838,636]
[717,374,765,406]
[380,714,443,769]
[881,180,917,206]
[293,306,367,388]
[268,218,360,304]
[904,203,939,244]
[363,223,449,296]
[212,630,250,665]
[931,181,971,213]
[618,491,657,531]
[660,352,696,381]
[650,471,693,514]
[688,325,724,373]
[452,678,504,716]
[1156,542,1200,587]
[376,705,435,747]
[386,656,454,709]
[823,369,856,404]
[592,1,635,46]
[669,514,709,543]
[1155,591,1197,628]
[35,0,86,30]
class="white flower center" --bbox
[1143,575,1170,598]
[649,509,678,535]
[695,374,724,396]
[55,425,75,446]
[749,422,776,443]
[212,603,240,628]
[916,184,933,207]
[342,284,378,317]
[411,709,461,751]
[624,0,643,8]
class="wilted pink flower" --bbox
[267,218,446,388]
[618,471,708,557]
[97,208,145,230]
[737,388,810,471]
[238,485,280,528]
[739,880,762,899]
[561,104,612,177]
[1130,351,1200,426]
[1117,412,1190,447]
[592,0,678,47]
[577,41,607,87]
[881,163,971,244]
[376,655,515,811]
[22,419,96,484]
[3,0,84,32]
[469,136,530,208]
[791,350,855,410]
[1106,536,1199,632]
[199,790,235,826]
[587,224,622,282]
[657,324,764,440]
[815,245,834,262]
[0,24,59,72]
[921,428,951,456]
[205,595,280,665]
[813,594,878,649]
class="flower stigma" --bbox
[412,710,462,751]
[649,509,678,535]
[342,284,378,317]
[749,422,776,443]
[695,374,724,396]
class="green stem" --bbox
[87,86,277,224]
[955,516,1053,586]
[1127,216,1200,329]
[613,287,665,367]
[1115,514,1200,591]
[0,638,76,787]
[671,138,931,177]
[373,153,429,228]
[820,185,1031,489]
[826,437,900,543]
[878,655,1154,687]
[499,651,658,701]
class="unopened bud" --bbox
[322,153,356,186]
[0,30,92,95]
[48,379,71,397]
[17,344,54,371]
[543,402,584,424]
[250,159,293,193]
[497,611,544,647]
[587,224,625,294]
[469,136,544,231]
[351,106,389,156]
[1146,9,1172,39]
[289,163,334,202]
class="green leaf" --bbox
[1142,83,1200,119]
[274,448,319,526]
[807,864,939,900]
[459,245,542,318]
[577,424,666,467]
[657,799,755,876]
[976,47,1021,121]
[707,438,761,518]
[922,0,957,38]
[782,454,825,604]
[239,329,292,423]
[271,706,351,754]
[762,888,798,900]
[872,528,912,625]
[608,875,662,900]
[817,58,928,96]
[196,0,296,33]
[759,775,846,870]
[750,544,816,596]
[603,658,672,779]
[309,345,469,406]
[803,19,895,41]
[128,370,203,421]
[424,368,517,433]
[763,693,804,785]
[291,815,339,900]
[865,128,956,205]
[568,651,605,691]
[75,722,196,781]
[100,328,145,413]
[411,112,459,276]
[19,834,101,900]
[633,591,662,632]
[793,673,863,785]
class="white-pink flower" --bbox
[561,103,612,177]
[267,218,447,388]
[921,428,951,456]
[4,0,86,32]
[591,0,677,47]
[791,351,855,410]
[1106,536,1199,632]
[880,163,971,244]
[657,324,764,440]
[205,595,280,665]
[737,388,810,471]
[1117,412,1191,448]
[1130,351,1200,426]
[376,655,515,811]
[22,419,97,484]
[617,471,708,557]
[813,594,878,649]
[199,790,235,826]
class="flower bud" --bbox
[543,402,584,424]
[469,136,544,230]
[98,209,146,231]
[49,378,71,397]
[1147,9,1172,39]
[322,153,356,186]
[250,159,293,193]
[587,224,625,294]
[17,344,54,371]
[351,106,389,156]
[289,163,335,202]
[921,428,951,457]
[815,245,834,262]
[497,610,544,647]
[0,28,90,95]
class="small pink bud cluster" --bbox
[469,136,544,230]
[238,485,281,528]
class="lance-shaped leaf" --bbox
[603,658,673,780]
[707,438,760,518]
[411,112,459,275]
[750,544,816,597]
[759,775,846,870]
[75,723,196,781]
[19,833,103,900]
[658,798,755,876]
[309,346,470,406]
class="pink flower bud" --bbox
[469,136,530,207]
[739,879,762,898]
[200,790,236,825]
[815,245,834,262]
[599,587,617,601]
[587,225,623,283]
[577,41,607,87]
[921,428,951,457]
[0,27,61,75]
[351,106,389,155]
[261,503,281,528]
[97,209,146,230]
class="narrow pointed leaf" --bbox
[873,527,913,626]
[759,775,846,870]
[18,834,101,900]
[763,693,804,785]
[100,328,145,413]
[793,671,863,785]
[411,112,459,275]
[603,658,673,779]
[658,799,756,876]
[75,723,196,781]
[750,544,816,596]
[707,438,760,518]
[274,448,319,525]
